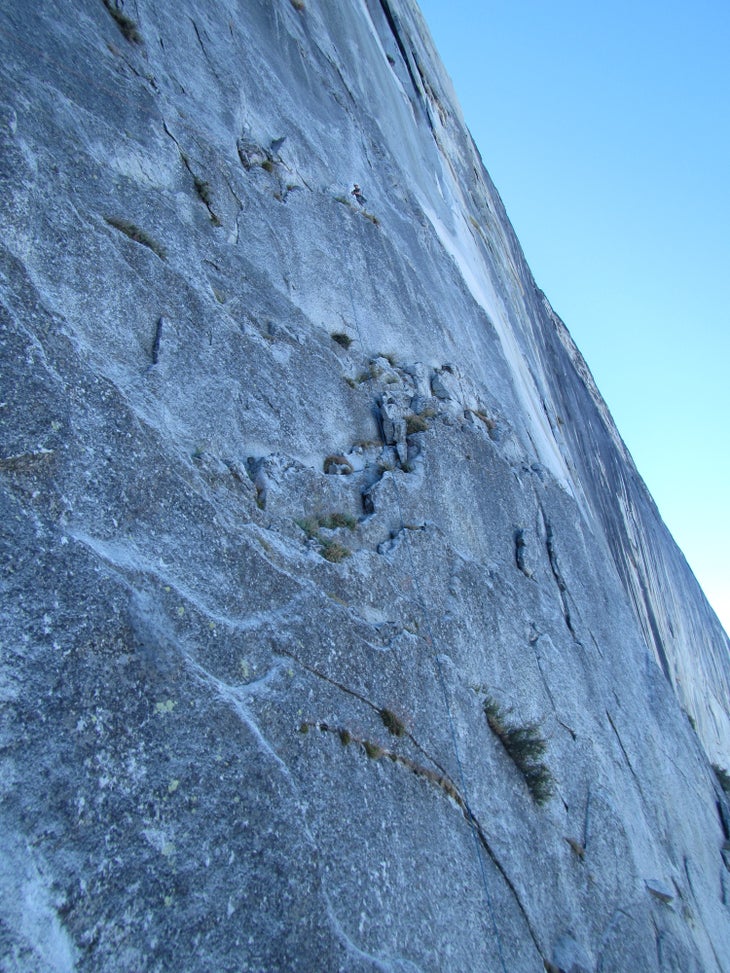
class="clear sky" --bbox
[418,0,730,635]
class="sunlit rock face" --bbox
[1,1,729,970]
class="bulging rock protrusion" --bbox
[237,133,271,170]
[431,363,461,400]
[646,879,675,904]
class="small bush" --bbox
[105,216,166,259]
[260,158,275,173]
[192,176,221,226]
[289,0,305,10]
[405,414,428,435]
[102,0,142,43]
[297,513,356,560]
[331,332,353,349]
[320,540,351,563]
[363,741,384,760]
[379,708,406,737]
[193,176,213,207]
[483,695,553,804]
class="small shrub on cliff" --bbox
[405,414,428,435]
[483,695,553,804]
[379,708,406,736]
[320,540,351,563]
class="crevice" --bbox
[545,520,576,637]
[528,635,577,741]
[189,17,223,84]
[222,174,244,245]
[0,448,55,472]
[280,648,450,779]
[716,799,730,841]
[651,916,663,970]
[375,0,426,121]
[514,528,531,578]
[301,720,544,960]
[162,122,221,225]
[606,710,636,776]
[150,315,164,365]
[538,504,580,642]
[637,571,672,682]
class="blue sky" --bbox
[418,0,730,634]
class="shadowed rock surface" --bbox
[1,1,729,970]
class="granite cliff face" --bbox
[2,1,730,970]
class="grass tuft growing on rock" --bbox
[320,539,351,563]
[296,512,356,537]
[483,695,553,804]
[105,217,166,259]
[296,513,356,562]
[319,512,357,530]
[405,414,428,435]
[379,708,406,737]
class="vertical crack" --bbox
[537,503,580,642]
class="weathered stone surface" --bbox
[1,1,729,971]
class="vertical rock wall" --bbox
[1,1,729,970]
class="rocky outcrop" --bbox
[1,1,729,970]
